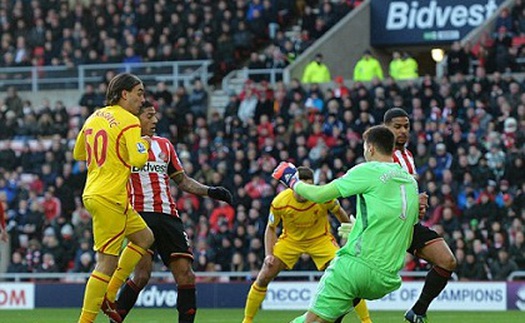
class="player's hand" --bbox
[419,192,429,220]
[337,216,356,239]
[272,162,299,189]
[264,255,275,267]
[208,186,233,205]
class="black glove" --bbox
[208,186,233,205]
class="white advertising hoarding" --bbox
[262,281,507,311]
[0,283,35,309]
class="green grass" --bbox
[0,308,522,322]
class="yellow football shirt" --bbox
[73,105,150,207]
[268,189,340,242]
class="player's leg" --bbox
[115,212,159,321]
[308,235,372,323]
[170,257,197,323]
[292,256,357,323]
[405,224,456,322]
[78,198,126,323]
[243,238,299,323]
[79,253,119,323]
[105,208,154,303]
[243,256,287,323]
[154,214,196,323]
[114,252,153,321]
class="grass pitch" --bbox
[0,308,521,322]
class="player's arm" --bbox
[73,129,87,161]
[123,124,150,167]
[272,162,341,203]
[264,207,281,259]
[294,181,341,203]
[264,222,278,257]
[328,199,350,224]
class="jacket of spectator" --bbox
[353,50,384,82]
[301,54,331,83]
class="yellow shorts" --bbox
[84,196,148,256]
[273,234,339,270]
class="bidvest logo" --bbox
[385,0,499,30]
[136,286,177,307]
[131,161,167,174]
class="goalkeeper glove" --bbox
[272,161,300,189]
[337,216,356,239]
[208,186,233,205]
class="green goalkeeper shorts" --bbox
[309,255,401,322]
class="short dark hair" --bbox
[297,166,314,181]
[363,125,395,155]
[139,100,155,115]
[106,73,143,105]
[383,107,409,123]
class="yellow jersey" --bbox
[73,105,150,207]
[268,189,340,242]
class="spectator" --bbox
[301,53,331,84]
[389,51,403,80]
[457,252,488,281]
[353,50,384,82]
[188,79,209,118]
[7,251,29,278]
[447,41,470,76]
[489,249,519,280]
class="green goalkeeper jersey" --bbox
[333,161,418,274]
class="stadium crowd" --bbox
[0,0,359,80]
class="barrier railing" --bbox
[0,60,212,92]
[508,271,525,281]
[221,67,284,93]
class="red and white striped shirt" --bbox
[129,136,184,216]
[393,148,417,175]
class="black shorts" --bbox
[140,212,193,266]
[407,222,443,256]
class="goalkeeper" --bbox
[242,166,372,323]
[275,126,421,323]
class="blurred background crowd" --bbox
[0,0,524,283]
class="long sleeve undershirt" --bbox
[294,181,341,203]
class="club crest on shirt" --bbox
[158,152,168,162]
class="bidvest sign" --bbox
[371,0,503,45]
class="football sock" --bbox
[412,266,452,315]
[78,270,110,323]
[177,284,197,323]
[106,243,147,302]
[354,299,372,323]
[115,279,142,320]
[243,283,268,322]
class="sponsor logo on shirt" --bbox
[131,161,168,174]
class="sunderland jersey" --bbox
[129,136,184,216]
[268,189,340,242]
[73,105,150,207]
[393,148,416,175]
